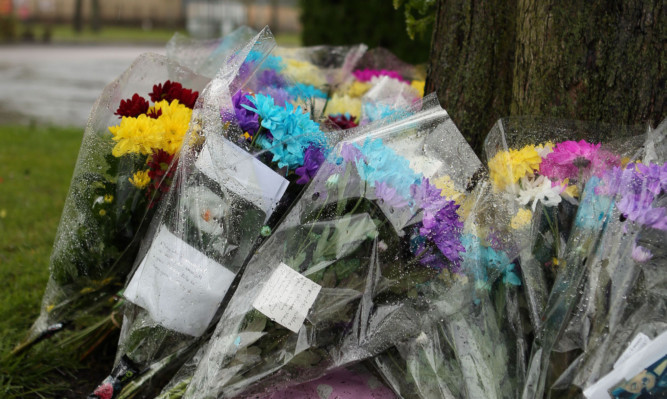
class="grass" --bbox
[15,22,302,47]
[0,124,90,398]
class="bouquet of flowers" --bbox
[372,179,527,399]
[16,53,207,355]
[523,121,667,398]
[155,97,483,399]
[90,27,373,398]
[483,117,645,334]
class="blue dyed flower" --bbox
[362,102,396,122]
[461,234,520,287]
[246,51,285,71]
[351,138,422,200]
[575,177,613,230]
[241,93,284,132]
[286,83,327,100]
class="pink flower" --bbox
[352,68,408,83]
[540,140,620,181]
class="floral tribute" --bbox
[109,80,198,206]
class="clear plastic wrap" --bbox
[483,117,646,335]
[18,53,208,354]
[522,120,667,398]
[372,180,527,399]
[160,97,483,399]
[166,27,259,79]
[91,28,371,398]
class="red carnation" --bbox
[328,114,359,130]
[146,149,178,208]
[146,107,162,119]
[114,94,149,118]
[149,80,199,109]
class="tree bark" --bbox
[426,0,665,154]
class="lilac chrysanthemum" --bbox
[597,162,667,230]
[375,180,408,208]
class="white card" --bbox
[124,226,236,337]
[614,333,651,370]
[195,134,289,223]
[583,330,667,399]
[252,262,322,333]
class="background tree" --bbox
[424,0,665,154]
[299,0,430,64]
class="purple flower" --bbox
[257,69,287,88]
[418,194,465,268]
[411,178,451,214]
[340,143,364,163]
[598,163,667,230]
[374,180,408,208]
[227,90,259,136]
[260,86,290,107]
[631,242,653,263]
[294,145,326,184]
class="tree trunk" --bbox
[426,0,665,155]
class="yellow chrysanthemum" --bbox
[510,208,533,230]
[103,194,113,203]
[488,145,542,191]
[152,100,193,154]
[346,81,372,98]
[324,94,362,118]
[558,178,579,199]
[283,59,327,87]
[411,80,425,97]
[431,175,464,204]
[109,114,162,157]
[129,169,151,189]
[109,100,192,157]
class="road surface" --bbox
[0,45,164,127]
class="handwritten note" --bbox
[252,262,322,333]
[124,226,236,337]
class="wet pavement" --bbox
[0,45,164,127]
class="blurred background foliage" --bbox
[299,0,431,64]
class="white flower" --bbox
[517,176,562,211]
[536,142,554,158]
[183,185,230,236]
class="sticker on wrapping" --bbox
[252,262,321,333]
[124,226,235,337]
[583,330,667,399]
[195,134,289,222]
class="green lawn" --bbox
[0,125,84,398]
